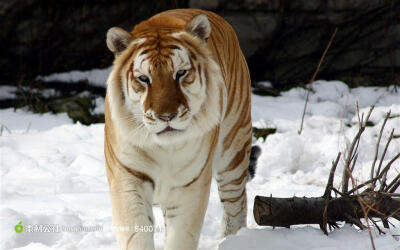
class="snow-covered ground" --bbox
[36,67,112,87]
[1,78,399,250]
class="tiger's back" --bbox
[151,9,253,188]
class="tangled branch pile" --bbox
[254,105,400,236]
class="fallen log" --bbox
[254,195,400,229]
[253,106,400,236]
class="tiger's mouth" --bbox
[156,126,181,135]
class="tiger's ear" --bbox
[106,27,133,55]
[186,14,211,41]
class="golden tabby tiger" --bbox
[104,9,259,250]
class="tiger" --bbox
[104,8,260,250]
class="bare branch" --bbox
[377,129,395,190]
[322,152,341,234]
[324,153,342,198]
[298,28,338,135]
[342,106,374,193]
[373,191,400,197]
[370,219,386,234]
[348,157,397,194]
[364,106,374,127]
[386,172,400,193]
[370,110,391,179]
[356,102,361,126]
[350,153,358,172]
[358,196,377,250]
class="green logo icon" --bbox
[15,221,23,233]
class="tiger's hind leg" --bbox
[215,136,252,236]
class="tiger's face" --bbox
[127,42,205,140]
[106,14,222,145]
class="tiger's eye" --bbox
[138,75,150,84]
[176,70,187,81]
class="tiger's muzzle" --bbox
[143,105,192,136]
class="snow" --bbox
[36,67,112,87]
[0,86,18,99]
[254,81,273,88]
[220,225,399,250]
[0,108,73,132]
[0,86,64,102]
[1,80,399,250]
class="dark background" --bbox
[1,0,399,122]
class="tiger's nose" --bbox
[157,113,177,122]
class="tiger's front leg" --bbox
[109,169,155,250]
[215,139,252,236]
[162,163,212,250]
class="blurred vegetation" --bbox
[1,79,106,125]
[49,97,104,125]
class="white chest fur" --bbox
[116,131,215,205]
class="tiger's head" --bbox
[106,14,224,145]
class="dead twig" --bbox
[298,28,338,135]
[370,110,391,180]
[342,105,374,193]
[321,152,341,235]
[377,128,395,190]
